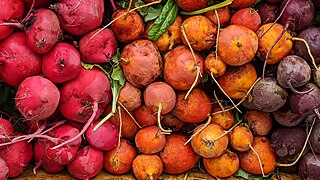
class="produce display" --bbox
[0,0,320,179]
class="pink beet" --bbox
[79,28,118,63]
[85,120,119,151]
[51,0,104,36]
[0,118,14,144]
[0,0,25,40]
[67,145,104,179]
[0,157,9,179]
[0,32,42,87]
[42,42,81,83]
[15,76,60,121]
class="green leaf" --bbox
[148,0,178,41]
[116,0,130,8]
[135,0,163,22]
[234,168,276,180]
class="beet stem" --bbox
[180,0,232,15]
[287,80,314,95]
[249,143,265,177]
[184,116,212,145]
[89,0,162,40]
[22,0,35,23]
[262,27,288,79]
[277,116,316,167]
[258,0,292,39]
[291,37,319,71]
[118,101,142,128]
[0,22,24,29]
[51,103,98,150]
[113,106,122,159]
[109,0,117,11]
[211,73,241,113]
[33,159,44,174]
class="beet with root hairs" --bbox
[0,32,42,87]
[15,76,60,121]
[79,28,118,64]
[120,40,163,88]
[67,146,103,179]
[51,0,104,36]
[0,0,25,40]
[25,8,62,54]
[42,42,81,84]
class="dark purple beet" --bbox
[257,2,280,24]
[299,153,320,179]
[273,105,305,127]
[271,127,306,162]
[280,0,315,32]
[310,122,320,154]
[290,83,320,115]
[294,27,320,65]
[314,64,320,87]
[266,0,284,3]
[276,55,311,91]
[252,77,288,112]
[313,0,320,9]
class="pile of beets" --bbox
[0,0,320,179]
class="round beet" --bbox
[160,134,198,174]
[42,42,81,84]
[104,139,137,175]
[79,28,117,64]
[0,118,14,144]
[0,157,8,180]
[132,154,163,180]
[133,104,158,127]
[314,64,320,87]
[175,0,209,11]
[120,40,162,88]
[273,105,305,127]
[118,82,142,111]
[271,127,306,163]
[164,45,204,90]
[67,146,103,179]
[85,120,119,151]
[310,122,320,154]
[173,88,212,123]
[135,126,166,154]
[230,8,261,32]
[277,55,311,92]
[257,2,279,24]
[252,77,288,112]
[162,113,185,132]
[299,153,320,179]
[290,83,320,115]
[294,27,320,65]
[15,76,60,121]
[25,8,62,54]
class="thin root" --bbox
[208,120,242,143]
[249,143,265,177]
[157,104,172,133]
[118,101,142,128]
[213,90,225,112]
[288,80,314,95]
[214,9,220,59]
[184,116,212,145]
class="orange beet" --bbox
[230,8,261,32]
[205,7,231,27]
[159,134,198,174]
[211,106,235,130]
[175,0,209,11]
[135,126,166,154]
[162,112,185,132]
[218,25,258,66]
[133,104,158,127]
[104,139,137,175]
[132,154,163,180]
[118,82,142,111]
[229,126,254,152]
[240,137,276,175]
[230,0,256,9]
[203,150,240,178]
[204,52,227,77]
[256,23,293,64]
[191,124,229,158]
[245,110,273,136]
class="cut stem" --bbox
[184,116,212,145]
[180,0,232,15]
[249,143,265,177]
[51,103,98,150]
[277,116,316,167]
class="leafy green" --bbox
[82,49,126,131]
[135,0,163,22]
[234,168,275,180]
[148,0,178,41]
[116,0,130,8]
[201,72,209,83]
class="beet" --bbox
[310,122,320,154]
[0,118,14,144]
[42,42,81,84]
[0,157,8,179]
[118,82,142,111]
[280,0,315,32]
[276,55,311,92]
[133,104,158,127]
[299,153,320,179]
[294,27,320,65]
[314,64,320,87]
[271,127,306,163]
[273,105,305,127]
[0,32,42,87]
[290,83,320,115]
[252,77,288,112]
[257,2,279,24]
